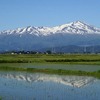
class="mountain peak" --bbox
[68,20,89,27]
[53,21,100,34]
[73,20,85,24]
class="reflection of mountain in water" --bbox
[0,72,96,88]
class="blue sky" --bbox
[0,0,100,31]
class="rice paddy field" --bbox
[0,54,100,78]
[0,54,100,65]
[0,54,100,100]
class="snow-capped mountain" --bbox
[0,21,100,52]
[0,21,100,36]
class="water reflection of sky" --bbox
[0,72,100,100]
[19,64,100,72]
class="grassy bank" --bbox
[0,54,100,65]
[0,66,100,79]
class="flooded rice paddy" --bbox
[0,71,100,100]
[1,63,100,72]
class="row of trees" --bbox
[1,50,100,54]
[1,50,53,54]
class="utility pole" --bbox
[84,45,87,53]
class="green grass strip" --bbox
[0,54,100,65]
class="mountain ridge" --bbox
[1,21,100,36]
[0,21,100,52]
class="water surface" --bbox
[1,63,100,72]
[0,71,100,100]
[25,64,100,72]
